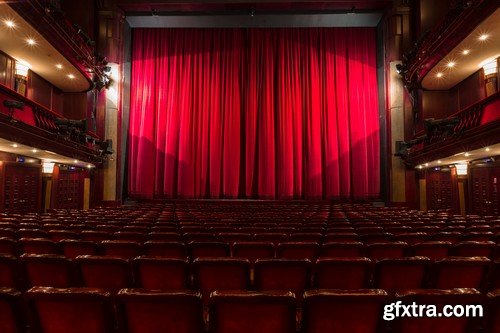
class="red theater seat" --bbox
[320,242,364,258]
[374,257,430,294]
[302,289,388,333]
[81,231,111,242]
[59,240,99,259]
[392,289,483,333]
[314,258,372,289]
[434,257,491,290]
[0,229,18,239]
[76,255,132,292]
[21,254,73,288]
[118,289,204,333]
[143,241,187,258]
[360,233,393,244]
[0,288,23,333]
[48,230,79,242]
[412,242,451,260]
[394,233,428,245]
[148,232,182,242]
[254,259,311,300]
[323,233,360,243]
[189,242,230,259]
[232,242,275,262]
[114,232,146,243]
[133,257,189,290]
[289,233,323,243]
[27,287,114,333]
[193,258,250,303]
[365,242,408,260]
[101,240,142,259]
[254,233,289,245]
[217,233,253,244]
[276,242,319,260]
[209,291,296,333]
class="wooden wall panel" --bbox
[27,71,52,109]
[0,162,42,213]
[51,89,64,116]
[0,51,14,89]
[422,90,450,120]
[63,92,88,120]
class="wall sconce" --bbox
[455,163,468,176]
[482,57,498,96]
[14,60,30,96]
[42,161,55,174]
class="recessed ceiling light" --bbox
[55,64,63,69]
[464,152,470,157]
[67,74,75,79]
[26,38,36,45]
[73,160,78,163]
[436,72,443,78]
[32,149,38,153]
[417,165,423,169]
[485,147,490,152]
[437,160,442,164]
[424,163,429,167]
[12,143,18,148]
[4,20,15,28]
[462,49,470,55]
[447,62,456,68]
[87,164,93,169]
[479,34,489,41]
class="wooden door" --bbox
[470,166,500,216]
[427,170,453,211]
[51,165,85,210]
[0,163,42,213]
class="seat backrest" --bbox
[20,238,58,255]
[452,241,496,258]
[143,241,187,259]
[21,254,74,288]
[193,258,250,302]
[232,242,275,262]
[81,231,111,242]
[147,232,182,242]
[276,242,319,260]
[101,240,142,259]
[0,238,17,256]
[133,257,189,290]
[209,290,296,333]
[118,289,204,333]
[314,258,372,289]
[26,286,113,333]
[412,241,450,260]
[254,233,289,245]
[59,240,99,259]
[320,242,364,258]
[365,242,408,261]
[189,242,230,259]
[254,259,311,300]
[374,257,431,294]
[434,257,491,290]
[76,255,132,292]
[392,289,484,333]
[0,255,21,289]
[303,289,388,333]
[0,288,22,333]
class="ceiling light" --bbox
[464,152,470,157]
[479,34,489,41]
[462,49,470,55]
[417,165,423,169]
[55,64,63,69]
[32,149,38,153]
[87,164,93,169]
[12,143,18,148]
[436,72,443,78]
[447,62,456,68]
[26,38,36,45]
[73,159,78,163]
[67,74,75,79]
[485,147,490,152]
[437,160,442,164]
[4,20,15,28]
[424,163,429,167]
[456,163,468,176]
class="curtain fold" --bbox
[128,27,380,199]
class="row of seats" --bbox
[1,237,498,260]
[1,228,499,244]
[2,254,498,293]
[1,287,499,333]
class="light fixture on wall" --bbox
[481,57,498,96]
[455,163,468,176]
[14,60,30,95]
[42,161,55,174]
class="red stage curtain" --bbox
[128,28,380,199]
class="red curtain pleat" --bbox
[129,27,380,199]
